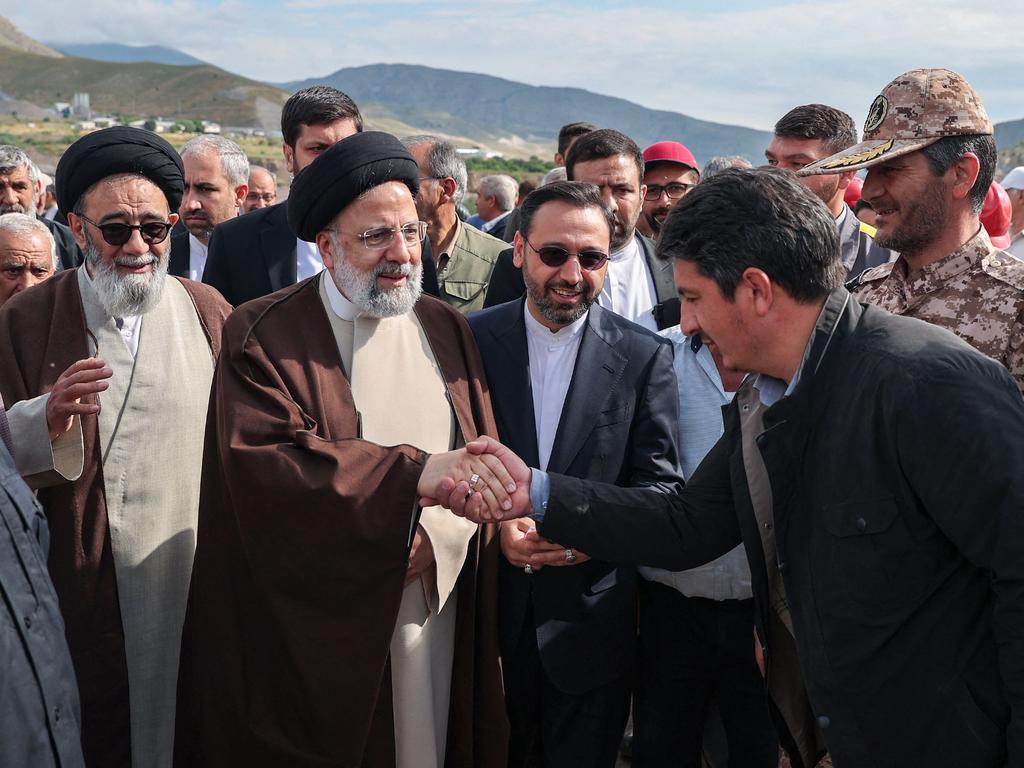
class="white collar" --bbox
[322,272,362,321]
[188,232,209,257]
[523,302,588,346]
[608,234,640,263]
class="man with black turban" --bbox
[0,126,231,768]
[175,131,510,768]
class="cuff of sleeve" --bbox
[529,468,550,524]
[7,394,85,488]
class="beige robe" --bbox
[319,276,476,768]
[8,268,215,768]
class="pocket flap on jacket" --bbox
[444,280,487,301]
[822,498,899,537]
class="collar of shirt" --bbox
[187,233,209,281]
[438,217,463,265]
[890,226,991,298]
[483,211,509,234]
[523,303,588,347]
[322,272,361,321]
[835,205,848,226]
[607,234,639,263]
[295,236,324,283]
[81,264,143,356]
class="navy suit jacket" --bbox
[468,300,683,694]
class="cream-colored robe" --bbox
[8,268,215,768]
[319,276,476,768]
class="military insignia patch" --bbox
[820,139,895,170]
[864,95,888,134]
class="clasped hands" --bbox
[416,435,533,523]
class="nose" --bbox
[182,191,202,212]
[559,254,583,284]
[600,186,618,214]
[0,185,16,205]
[679,301,700,337]
[386,230,416,265]
[122,227,150,256]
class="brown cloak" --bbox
[174,275,508,768]
[0,268,230,766]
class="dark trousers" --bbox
[633,581,778,768]
[504,606,630,768]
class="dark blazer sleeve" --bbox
[538,422,741,571]
[40,218,83,271]
[482,248,524,308]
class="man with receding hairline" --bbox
[243,164,277,212]
[0,212,57,307]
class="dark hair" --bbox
[518,180,615,243]
[557,122,597,158]
[518,179,537,197]
[920,134,996,213]
[773,104,857,155]
[281,86,363,147]
[565,129,643,182]
[658,168,844,303]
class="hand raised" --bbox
[45,358,112,440]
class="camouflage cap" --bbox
[800,68,992,176]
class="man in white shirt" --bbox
[1002,166,1024,258]
[170,135,249,281]
[468,180,683,767]
[566,129,680,331]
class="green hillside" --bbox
[0,47,289,129]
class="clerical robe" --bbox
[0,267,230,767]
[174,272,508,768]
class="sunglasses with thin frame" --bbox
[76,214,174,246]
[524,238,608,271]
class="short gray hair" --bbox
[701,156,752,179]
[478,174,517,212]
[0,145,38,187]
[402,135,467,203]
[180,135,250,188]
[0,212,57,269]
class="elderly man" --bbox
[448,168,1024,768]
[0,212,57,307]
[0,146,81,269]
[638,140,700,239]
[403,135,507,312]
[475,174,517,236]
[176,131,508,768]
[0,126,231,768]
[243,164,277,212]
[169,135,249,281]
[802,69,1024,391]
[767,104,893,280]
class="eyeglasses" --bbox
[76,214,173,246]
[524,238,608,271]
[337,221,428,250]
[643,183,695,201]
[245,192,276,203]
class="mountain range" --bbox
[49,43,206,67]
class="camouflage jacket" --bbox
[852,228,1024,392]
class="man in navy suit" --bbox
[468,181,683,767]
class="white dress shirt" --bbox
[187,233,209,282]
[81,265,142,357]
[597,235,658,332]
[524,306,587,471]
[296,237,324,282]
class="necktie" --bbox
[0,391,14,460]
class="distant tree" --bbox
[144,119,157,131]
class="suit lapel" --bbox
[486,301,540,468]
[262,204,298,291]
[546,306,625,474]
[639,234,680,328]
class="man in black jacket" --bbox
[446,168,1024,768]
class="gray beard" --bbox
[329,234,422,318]
[84,233,168,317]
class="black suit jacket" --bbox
[482,233,680,329]
[38,217,82,271]
[168,228,191,278]
[537,289,1024,768]
[468,300,683,695]
[202,202,440,307]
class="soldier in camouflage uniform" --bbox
[802,68,1024,392]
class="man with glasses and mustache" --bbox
[467,181,683,768]
[176,131,509,768]
[168,135,249,281]
[637,141,700,240]
[0,126,230,768]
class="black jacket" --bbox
[38,216,83,271]
[482,233,680,329]
[538,288,1024,768]
[468,300,683,694]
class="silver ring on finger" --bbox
[469,473,482,490]
[565,548,577,564]
[524,564,534,575]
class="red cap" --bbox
[643,141,699,174]
[981,181,1012,250]
[844,176,863,208]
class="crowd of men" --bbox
[1,66,1023,768]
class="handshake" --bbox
[417,436,535,523]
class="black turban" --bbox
[287,131,420,241]
[55,126,185,214]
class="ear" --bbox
[950,152,981,204]
[740,267,775,318]
[440,177,458,203]
[512,232,525,269]
[233,183,249,212]
[316,230,335,271]
[836,169,855,192]
[168,212,179,227]
[283,143,296,175]
[639,182,648,202]
[66,212,88,250]
[554,152,565,167]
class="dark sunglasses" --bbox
[77,214,173,246]
[525,238,608,271]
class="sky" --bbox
[6,0,1024,131]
